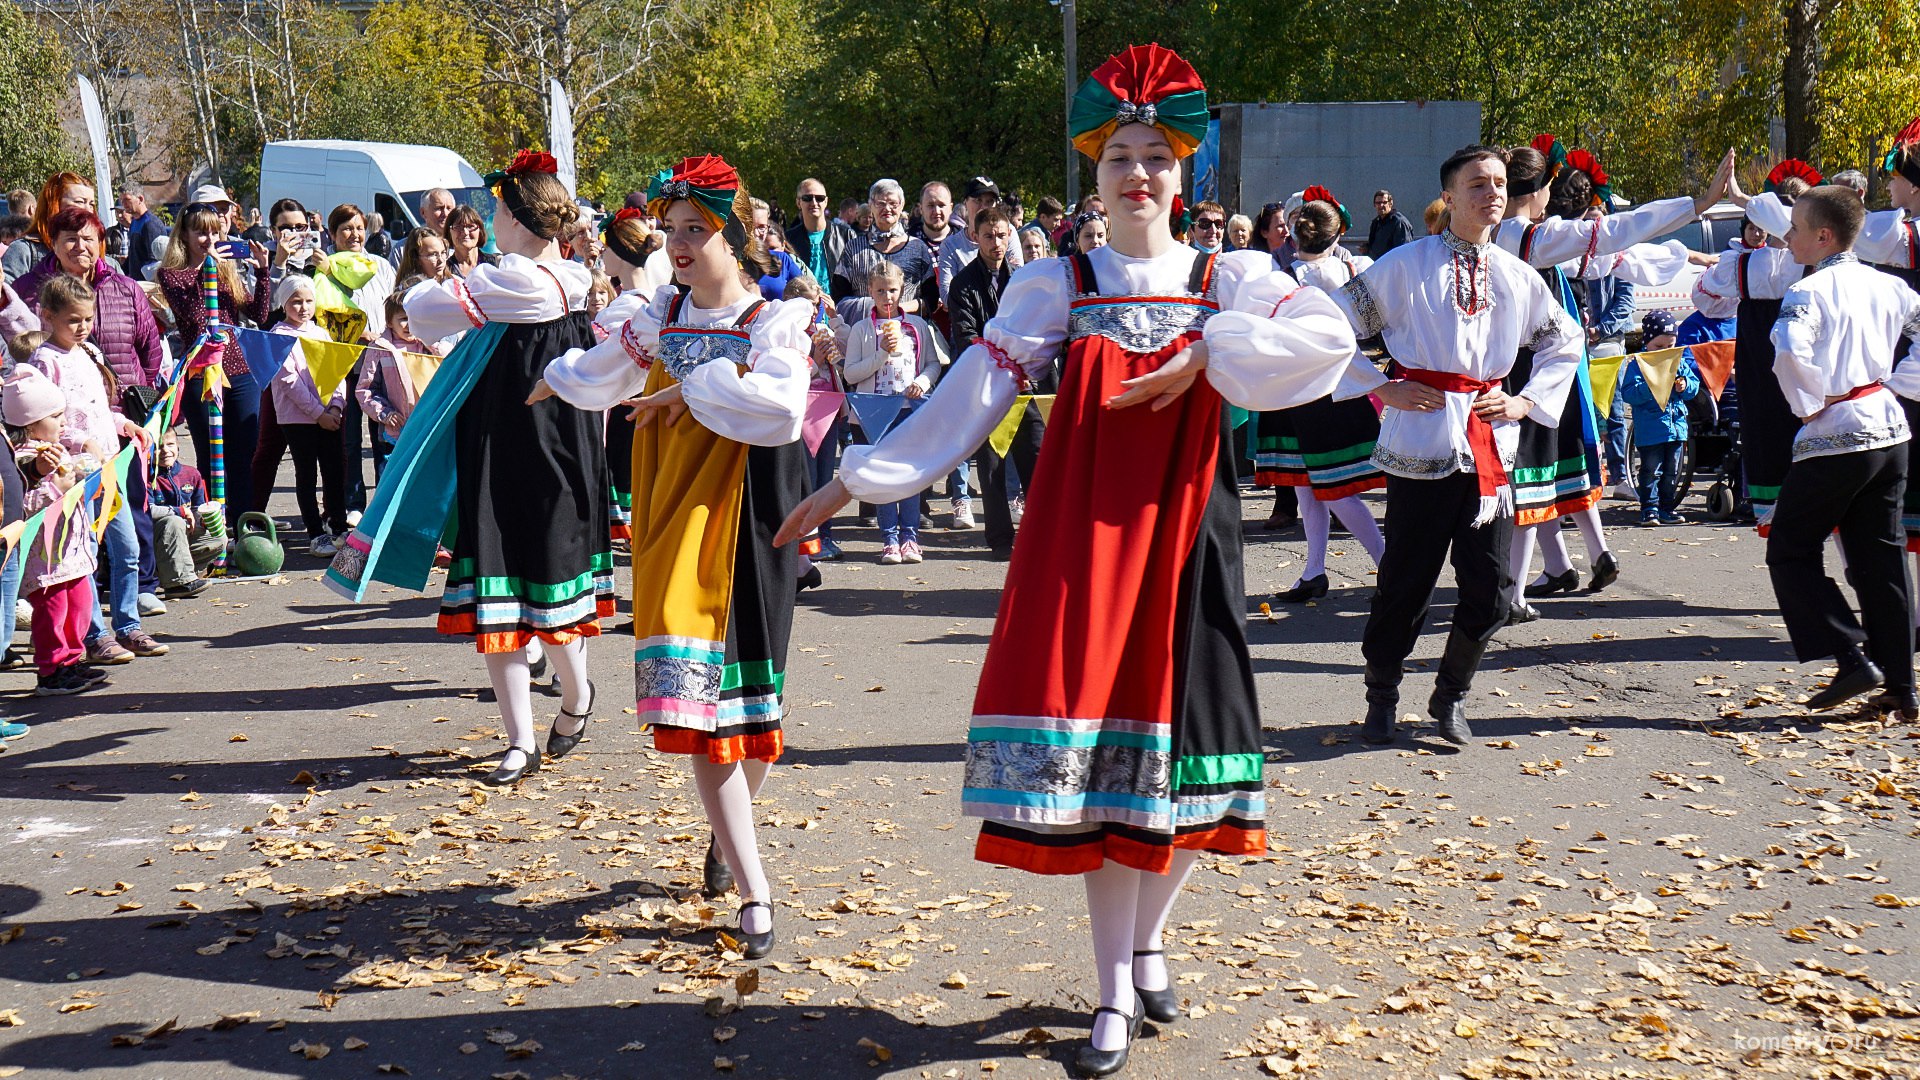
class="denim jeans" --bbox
[0,547,21,650]
[1636,440,1684,518]
[88,494,142,642]
[876,497,918,547]
[806,417,844,541]
[1606,394,1631,487]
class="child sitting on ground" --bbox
[149,429,220,597]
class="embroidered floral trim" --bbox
[636,655,724,710]
[451,280,486,327]
[1778,300,1820,336]
[1815,251,1860,271]
[620,320,652,368]
[1526,312,1577,352]
[657,328,752,383]
[1793,423,1909,459]
[1372,445,1472,478]
[1341,277,1385,337]
[1067,300,1214,354]
[976,336,1030,391]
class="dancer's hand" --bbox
[1696,149,1738,216]
[525,379,557,405]
[1472,387,1532,421]
[629,383,687,428]
[1108,341,1208,411]
[1376,379,1443,413]
[1722,152,1751,208]
[776,477,851,547]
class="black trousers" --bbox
[1362,471,1515,678]
[972,402,1045,550]
[1765,443,1912,690]
[285,423,347,538]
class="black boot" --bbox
[1806,644,1884,712]
[1362,665,1399,744]
[1427,630,1488,746]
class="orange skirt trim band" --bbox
[652,726,785,764]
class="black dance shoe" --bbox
[1273,574,1329,604]
[702,839,735,898]
[482,746,540,786]
[1532,569,1581,596]
[1864,688,1920,721]
[1132,951,1179,1024]
[545,679,595,760]
[1587,551,1620,592]
[1073,1005,1144,1078]
[1507,601,1542,625]
[737,901,775,960]
[1806,647,1884,712]
[796,564,823,594]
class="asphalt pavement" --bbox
[0,475,1915,1080]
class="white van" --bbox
[258,140,493,237]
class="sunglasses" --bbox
[184,201,224,217]
[1195,219,1226,229]
[798,194,828,203]
[277,222,312,233]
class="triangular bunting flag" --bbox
[397,351,443,398]
[235,328,298,385]
[1688,339,1735,401]
[1636,347,1686,410]
[987,396,1032,458]
[1587,353,1627,419]
[802,390,845,456]
[844,392,918,439]
[301,337,365,402]
[1228,405,1251,431]
[1030,394,1057,424]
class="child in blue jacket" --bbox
[1619,310,1700,524]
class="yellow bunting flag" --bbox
[1635,347,1686,410]
[1587,353,1627,419]
[1030,394,1057,424]
[397,351,442,397]
[987,396,1031,458]
[300,337,364,402]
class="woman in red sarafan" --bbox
[777,44,1357,1077]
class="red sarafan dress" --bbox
[838,243,1359,876]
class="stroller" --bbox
[1678,374,1744,521]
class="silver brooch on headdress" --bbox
[1114,100,1158,127]
[659,180,692,200]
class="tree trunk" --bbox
[1782,0,1821,161]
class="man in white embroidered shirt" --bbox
[1767,185,1920,719]
[1330,145,1583,748]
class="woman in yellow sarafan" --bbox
[534,155,811,961]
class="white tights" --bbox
[1294,490,1385,584]
[1083,851,1197,1050]
[694,757,774,934]
[483,639,592,754]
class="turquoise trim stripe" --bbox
[969,726,1171,752]
[962,787,1168,814]
[636,640,726,665]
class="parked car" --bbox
[259,141,492,242]
[1632,199,1748,322]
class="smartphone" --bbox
[217,239,251,261]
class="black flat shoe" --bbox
[1531,569,1580,596]
[1262,514,1299,532]
[546,679,594,760]
[737,901,775,960]
[482,746,540,786]
[1587,551,1620,592]
[703,839,736,898]
[1273,574,1329,604]
[1073,1005,1144,1078]
[796,564,823,594]
[1507,601,1541,625]
[1864,689,1920,721]
[1806,656,1884,712]
[1133,950,1179,1024]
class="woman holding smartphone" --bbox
[158,203,273,530]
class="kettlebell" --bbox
[231,512,286,577]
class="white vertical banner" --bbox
[77,75,114,205]
[548,79,577,198]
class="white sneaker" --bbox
[879,544,903,565]
[14,600,29,629]
[137,593,168,617]
[309,534,339,558]
[1009,496,1025,524]
[901,541,924,564]
[346,510,363,528]
[951,498,976,530]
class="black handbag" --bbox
[120,383,163,426]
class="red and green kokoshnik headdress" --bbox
[1068,44,1209,160]
[646,154,740,231]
